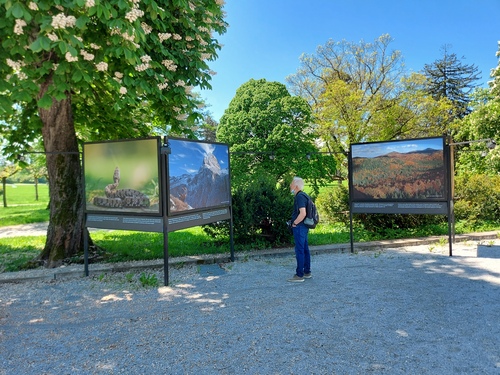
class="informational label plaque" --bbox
[167,208,230,232]
[86,214,164,232]
[352,201,448,214]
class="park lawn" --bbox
[1,183,49,205]
[1,183,50,226]
[0,218,461,273]
[0,226,232,272]
[2,184,499,273]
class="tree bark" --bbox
[35,178,39,201]
[2,177,6,208]
[37,76,85,267]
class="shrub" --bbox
[454,174,500,224]
[315,183,349,224]
[203,174,293,246]
[353,213,447,234]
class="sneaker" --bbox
[287,275,304,283]
[303,273,312,279]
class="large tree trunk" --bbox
[37,77,85,267]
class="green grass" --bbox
[1,183,49,205]
[4,217,492,273]
[0,236,46,272]
[1,183,50,225]
[1,183,500,273]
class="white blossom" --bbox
[80,50,95,61]
[135,63,150,72]
[6,58,23,71]
[162,60,177,72]
[119,87,127,95]
[85,0,95,7]
[95,62,108,71]
[47,33,59,42]
[65,52,78,62]
[158,33,172,42]
[141,22,152,34]
[121,32,135,42]
[158,82,169,90]
[52,14,77,29]
[28,2,38,10]
[13,19,27,35]
[125,8,144,22]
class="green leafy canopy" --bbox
[217,79,336,188]
[0,0,228,134]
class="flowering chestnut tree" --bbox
[0,0,227,266]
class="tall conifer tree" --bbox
[423,45,481,119]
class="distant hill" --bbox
[374,148,440,159]
[351,147,445,200]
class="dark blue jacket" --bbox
[291,191,308,225]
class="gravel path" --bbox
[1,242,499,374]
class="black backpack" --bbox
[300,192,320,229]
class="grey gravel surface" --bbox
[1,240,499,375]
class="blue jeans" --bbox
[292,225,310,277]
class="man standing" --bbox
[288,176,312,282]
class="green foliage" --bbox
[0,0,227,164]
[0,0,228,137]
[0,0,228,263]
[315,183,350,224]
[203,173,293,246]
[139,272,159,288]
[491,42,500,98]
[287,35,452,153]
[353,213,448,236]
[217,79,335,188]
[452,89,500,176]
[454,174,500,224]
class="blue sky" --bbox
[168,138,229,177]
[199,0,500,122]
[351,137,444,158]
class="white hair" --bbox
[292,176,304,190]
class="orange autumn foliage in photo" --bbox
[352,150,445,200]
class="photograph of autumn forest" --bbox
[350,137,447,201]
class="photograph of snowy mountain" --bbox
[168,139,231,213]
